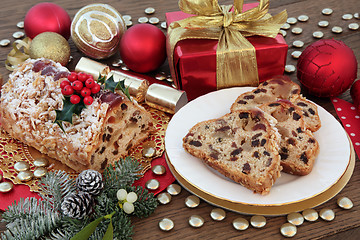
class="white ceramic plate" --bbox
[165,87,350,206]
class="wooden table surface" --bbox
[0,0,359,239]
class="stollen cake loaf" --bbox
[0,58,155,172]
[259,100,319,175]
[230,76,321,132]
[183,109,282,195]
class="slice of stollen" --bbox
[260,100,320,175]
[183,108,282,195]
[230,76,321,132]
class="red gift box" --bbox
[166,2,288,100]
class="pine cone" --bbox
[61,192,93,219]
[76,169,104,196]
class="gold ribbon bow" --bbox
[168,0,287,89]
[5,37,31,71]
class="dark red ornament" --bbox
[24,3,71,40]
[297,39,358,98]
[119,24,166,73]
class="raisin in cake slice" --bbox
[260,100,319,175]
[292,96,321,132]
[230,75,321,132]
[183,109,282,195]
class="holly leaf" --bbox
[54,96,86,132]
[104,75,131,100]
[97,74,106,85]
[104,75,118,93]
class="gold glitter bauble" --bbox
[29,32,70,66]
[71,3,126,59]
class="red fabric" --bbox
[332,98,360,159]
[0,154,174,211]
[166,3,288,100]
[134,154,176,195]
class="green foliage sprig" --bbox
[1,157,158,240]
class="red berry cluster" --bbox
[60,72,101,105]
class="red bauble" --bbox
[119,24,166,73]
[297,39,358,98]
[24,3,71,40]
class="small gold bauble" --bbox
[157,192,172,204]
[313,31,324,39]
[250,215,266,228]
[17,170,33,182]
[161,22,167,29]
[332,26,343,34]
[298,15,309,22]
[152,165,166,175]
[279,30,287,37]
[122,15,132,21]
[280,223,297,237]
[71,3,126,59]
[145,7,156,15]
[342,14,353,20]
[319,208,335,221]
[0,182,14,193]
[12,31,24,39]
[210,208,226,221]
[233,217,249,230]
[159,218,174,231]
[167,184,181,195]
[291,27,303,34]
[17,21,24,29]
[287,212,304,226]
[292,40,304,48]
[318,21,329,28]
[33,157,49,167]
[302,209,318,222]
[149,17,160,25]
[185,195,200,208]
[14,161,30,172]
[322,8,333,15]
[337,197,353,209]
[155,72,167,81]
[142,147,156,158]
[291,51,302,59]
[145,179,160,190]
[189,215,204,228]
[0,39,10,47]
[287,17,297,25]
[281,23,291,30]
[285,65,296,73]
[29,32,70,66]
[348,23,359,30]
[34,167,48,178]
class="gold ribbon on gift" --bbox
[168,0,287,89]
[5,37,31,71]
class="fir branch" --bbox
[37,170,76,212]
[1,198,62,240]
[103,157,142,191]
